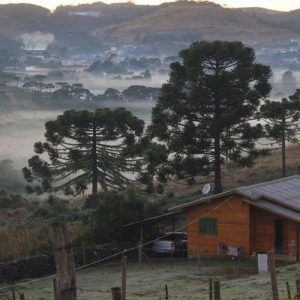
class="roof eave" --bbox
[242,197,300,223]
[168,190,238,212]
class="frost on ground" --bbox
[0,258,298,299]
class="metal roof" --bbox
[169,176,300,215]
[237,175,300,210]
[168,190,235,211]
[245,198,300,223]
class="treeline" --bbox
[23,81,161,102]
[94,86,160,102]
[23,41,300,198]
[87,56,178,74]
[2,41,300,259]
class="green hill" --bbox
[93,1,296,44]
[0,1,299,50]
[0,4,50,37]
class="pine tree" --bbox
[23,108,144,195]
[260,90,300,177]
[148,41,271,194]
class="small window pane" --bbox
[199,218,218,235]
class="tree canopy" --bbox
[87,187,162,243]
[147,41,271,194]
[23,108,145,196]
[260,90,300,177]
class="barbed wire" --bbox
[0,196,233,292]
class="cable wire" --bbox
[0,196,232,292]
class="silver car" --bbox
[152,232,187,256]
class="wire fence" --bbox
[0,256,299,299]
[0,196,299,299]
[0,198,233,292]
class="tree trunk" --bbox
[282,116,286,178]
[213,63,223,195]
[92,120,98,195]
[214,135,223,194]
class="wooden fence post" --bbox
[11,287,16,300]
[198,241,201,270]
[82,242,87,266]
[297,224,300,262]
[286,281,292,300]
[214,281,220,300]
[121,251,127,300]
[138,242,143,269]
[268,251,279,300]
[53,277,58,300]
[139,226,143,269]
[209,278,213,300]
[111,287,122,300]
[165,284,169,300]
[50,221,77,300]
[296,278,300,300]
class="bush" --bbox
[88,187,163,244]
[32,206,51,219]
[83,194,100,209]
[28,196,85,222]
[0,189,26,209]
[0,159,26,192]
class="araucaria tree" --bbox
[260,90,300,177]
[148,41,271,194]
[23,108,145,195]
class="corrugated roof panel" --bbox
[286,190,300,197]
[238,176,300,204]
[169,176,300,212]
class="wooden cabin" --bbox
[169,176,300,259]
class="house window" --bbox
[199,218,218,235]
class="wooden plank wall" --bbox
[288,222,298,257]
[185,195,251,257]
[250,206,298,256]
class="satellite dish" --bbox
[202,183,211,195]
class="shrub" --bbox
[87,187,163,244]
[0,189,26,209]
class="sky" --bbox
[0,0,299,11]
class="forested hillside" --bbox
[1,1,300,49]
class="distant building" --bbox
[290,39,300,46]
[0,81,8,88]
[25,50,46,56]
[68,11,101,18]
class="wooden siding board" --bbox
[186,195,250,257]
[249,207,298,256]
[186,194,299,258]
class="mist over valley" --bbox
[1,5,300,298]
[0,0,300,194]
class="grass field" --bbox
[0,257,299,300]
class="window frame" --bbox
[199,217,218,236]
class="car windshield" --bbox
[160,233,187,240]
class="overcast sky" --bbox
[0,0,299,11]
